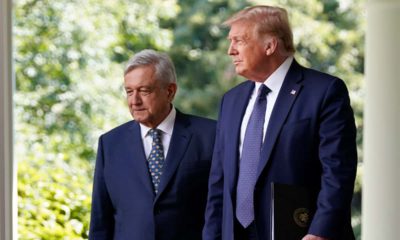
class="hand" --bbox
[302,234,329,240]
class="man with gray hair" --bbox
[203,5,357,240]
[89,49,216,240]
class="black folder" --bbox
[271,182,316,240]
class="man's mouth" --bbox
[233,60,242,65]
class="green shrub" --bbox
[18,155,93,239]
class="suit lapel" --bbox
[129,122,155,194]
[226,81,255,193]
[256,60,304,178]
[155,111,191,202]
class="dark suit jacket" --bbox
[203,60,357,240]
[89,110,216,240]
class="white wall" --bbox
[0,0,15,239]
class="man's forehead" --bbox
[228,22,253,37]
[124,67,158,86]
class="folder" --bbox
[271,182,316,240]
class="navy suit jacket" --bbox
[203,60,357,240]
[89,110,216,240]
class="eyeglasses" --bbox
[124,86,159,97]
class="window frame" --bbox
[0,0,16,239]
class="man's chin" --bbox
[235,68,249,78]
[234,66,245,74]
[132,113,147,123]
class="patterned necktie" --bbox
[147,128,165,194]
[236,84,270,227]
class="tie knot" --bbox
[257,84,270,100]
[148,128,162,140]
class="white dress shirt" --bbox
[239,56,294,158]
[140,107,176,159]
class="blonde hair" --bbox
[224,5,295,56]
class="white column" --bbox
[0,0,15,239]
[363,0,400,239]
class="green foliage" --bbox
[14,0,132,238]
[15,0,365,238]
[18,153,92,239]
[170,0,250,118]
[109,0,179,63]
[352,167,363,240]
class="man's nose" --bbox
[227,42,236,55]
[129,91,142,105]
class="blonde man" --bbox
[203,6,356,240]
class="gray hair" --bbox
[223,5,295,56]
[124,49,177,86]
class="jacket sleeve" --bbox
[203,97,225,240]
[308,78,358,239]
[89,136,114,239]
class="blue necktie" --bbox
[147,128,165,194]
[236,84,270,227]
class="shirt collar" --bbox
[255,56,294,92]
[140,107,176,138]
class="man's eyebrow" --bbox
[124,85,153,90]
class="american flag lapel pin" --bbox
[290,89,296,95]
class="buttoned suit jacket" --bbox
[89,110,216,240]
[203,60,357,240]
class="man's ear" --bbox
[265,37,278,56]
[167,83,177,101]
